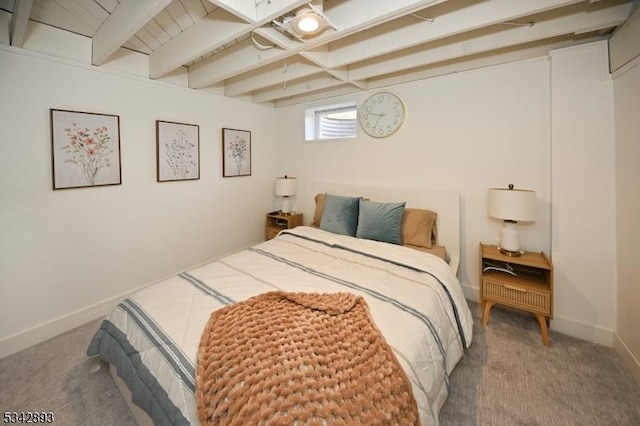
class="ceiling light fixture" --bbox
[272,1,336,42]
[292,8,325,35]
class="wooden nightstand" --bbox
[480,243,554,346]
[265,212,303,240]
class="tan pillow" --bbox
[311,193,326,227]
[402,208,437,248]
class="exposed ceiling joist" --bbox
[187,0,449,89]
[224,57,320,97]
[252,72,345,103]
[92,0,173,66]
[10,0,33,47]
[324,0,583,68]
[273,85,361,108]
[8,0,636,107]
[149,8,251,79]
[371,33,602,88]
[149,0,309,78]
[189,36,287,89]
[348,1,632,80]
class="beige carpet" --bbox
[1,301,639,425]
[440,302,640,425]
[0,319,135,426]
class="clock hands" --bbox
[372,114,383,131]
[369,111,385,131]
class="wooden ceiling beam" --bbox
[348,1,632,81]
[10,0,33,47]
[252,72,345,103]
[325,0,583,68]
[370,34,602,89]
[188,0,447,88]
[272,85,361,108]
[225,58,321,97]
[92,0,173,66]
[149,1,308,78]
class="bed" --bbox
[87,184,473,425]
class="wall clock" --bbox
[359,92,406,138]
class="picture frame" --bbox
[50,109,122,190]
[156,120,200,182]
[222,128,251,177]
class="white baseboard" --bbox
[0,245,258,360]
[461,282,480,305]
[550,316,614,346]
[460,282,615,346]
[0,284,148,359]
[613,333,640,386]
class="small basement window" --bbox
[305,103,357,141]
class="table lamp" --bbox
[275,175,297,215]
[488,184,536,256]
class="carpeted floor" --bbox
[1,301,639,425]
[439,302,640,425]
[0,319,135,426]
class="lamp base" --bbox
[499,220,522,256]
[281,196,292,215]
[498,247,523,257]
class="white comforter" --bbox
[87,226,473,425]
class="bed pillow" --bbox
[319,194,361,236]
[312,193,370,227]
[311,193,326,227]
[356,200,406,245]
[402,208,438,248]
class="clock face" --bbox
[359,92,406,138]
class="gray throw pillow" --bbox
[319,194,360,236]
[356,199,406,245]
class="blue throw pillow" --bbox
[319,194,360,236]
[356,200,406,245]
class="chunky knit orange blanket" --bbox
[196,291,419,425]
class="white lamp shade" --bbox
[275,176,297,197]
[488,187,536,222]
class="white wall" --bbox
[613,54,640,383]
[550,41,617,344]
[274,58,553,301]
[0,19,623,356]
[274,41,620,346]
[0,46,278,357]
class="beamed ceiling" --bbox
[2,0,636,107]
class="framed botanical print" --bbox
[222,128,251,177]
[156,120,200,182]
[50,109,122,190]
